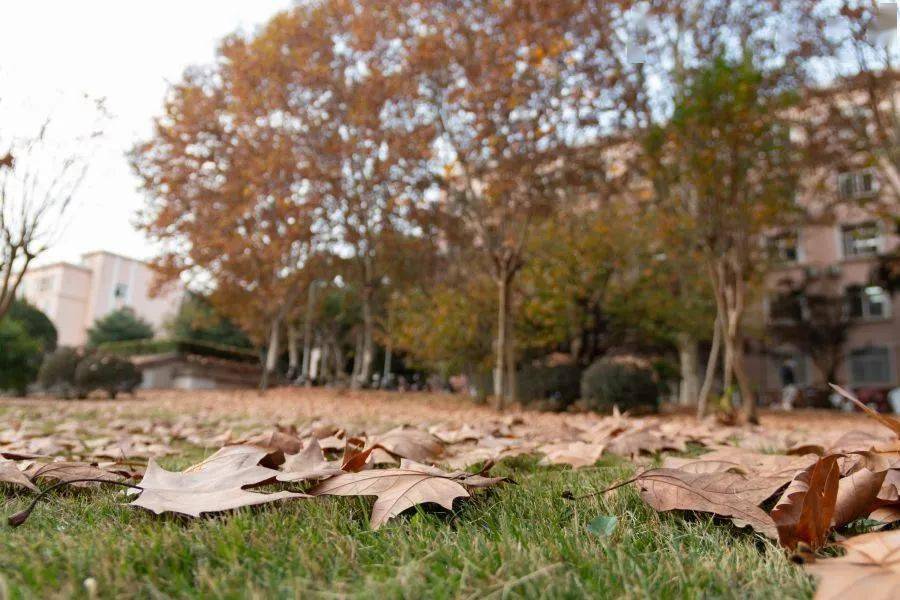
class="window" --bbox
[847,285,891,320]
[841,222,882,258]
[838,169,878,199]
[38,276,53,292]
[768,232,800,263]
[849,347,892,386]
[114,283,128,300]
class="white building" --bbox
[18,251,183,347]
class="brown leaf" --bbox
[131,446,306,517]
[371,426,444,464]
[538,441,605,468]
[0,460,37,491]
[804,529,900,599]
[26,461,123,487]
[832,468,887,528]
[277,439,345,483]
[877,469,900,502]
[633,468,779,538]
[869,505,900,525]
[309,459,503,529]
[770,455,841,550]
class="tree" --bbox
[87,308,154,347]
[410,0,620,407]
[0,318,41,395]
[7,298,57,353]
[168,292,252,349]
[0,123,95,321]
[768,274,852,388]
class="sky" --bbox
[0,0,294,266]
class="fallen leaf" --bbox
[26,461,123,487]
[633,468,778,538]
[371,426,443,464]
[770,455,841,550]
[0,460,37,491]
[586,515,618,538]
[830,384,900,438]
[869,506,900,525]
[832,468,888,528]
[277,439,345,483]
[538,442,605,468]
[308,459,503,529]
[130,446,305,517]
[804,529,900,599]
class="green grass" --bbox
[0,453,813,599]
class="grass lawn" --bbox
[0,391,824,599]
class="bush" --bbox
[8,299,57,353]
[516,365,583,410]
[74,353,142,399]
[580,358,659,414]
[87,308,154,347]
[0,319,42,395]
[37,347,86,399]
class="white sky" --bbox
[0,0,294,266]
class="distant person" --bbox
[779,359,798,410]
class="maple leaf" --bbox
[309,459,505,529]
[26,461,123,487]
[633,468,779,538]
[370,426,443,464]
[277,439,346,483]
[804,529,900,600]
[0,460,37,492]
[770,455,841,551]
[130,446,307,517]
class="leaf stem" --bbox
[7,479,144,527]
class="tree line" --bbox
[11,0,890,420]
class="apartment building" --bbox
[748,169,899,398]
[18,251,183,347]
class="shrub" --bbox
[580,358,659,414]
[516,365,583,410]
[8,299,57,353]
[74,353,142,399]
[0,319,42,395]
[37,347,85,399]
[87,308,154,347]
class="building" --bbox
[748,170,899,400]
[18,251,183,347]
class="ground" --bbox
[0,389,877,599]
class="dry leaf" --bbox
[633,468,779,538]
[309,459,503,529]
[0,460,37,491]
[538,442,605,468]
[804,529,900,599]
[371,426,443,464]
[869,506,900,525]
[26,461,123,487]
[277,439,345,483]
[131,446,305,517]
[832,468,887,528]
[830,384,900,437]
[770,455,841,550]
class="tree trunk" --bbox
[259,316,282,393]
[494,274,510,410]
[505,315,517,405]
[351,330,364,389]
[287,325,299,380]
[382,341,392,389]
[360,285,375,388]
[301,282,316,385]
[697,315,722,418]
[732,337,758,424]
[676,332,700,407]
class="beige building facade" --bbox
[19,251,183,347]
[748,170,899,398]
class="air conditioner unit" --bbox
[804,266,821,279]
[825,264,842,278]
